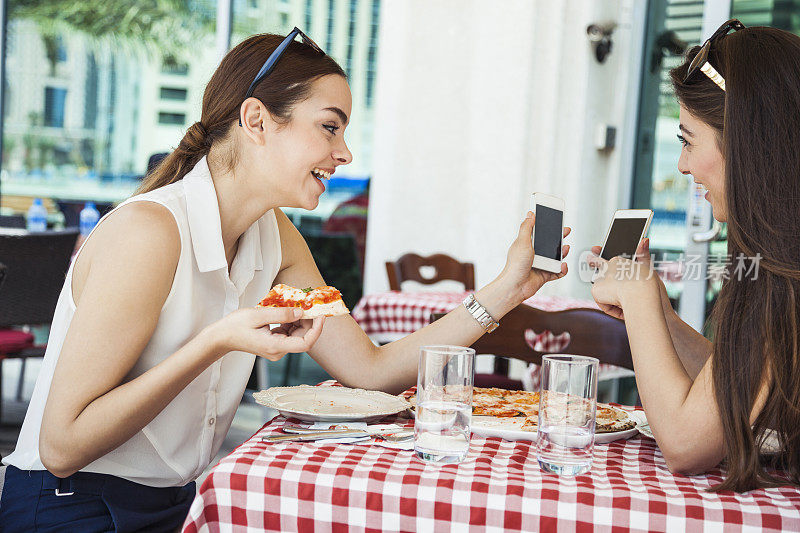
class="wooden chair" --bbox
[385,253,475,291]
[0,230,79,424]
[431,304,633,390]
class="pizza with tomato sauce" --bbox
[257,284,349,319]
[410,387,635,433]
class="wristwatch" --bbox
[462,294,500,333]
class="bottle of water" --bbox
[26,198,48,232]
[79,202,101,237]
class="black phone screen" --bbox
[601,218,648,260]
[533,205,563,260]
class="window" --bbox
[306,0,314,34]
[1,3,216,207]
[160,87,188,101]
[365,0,380,105]
[84,53,98,128]
[161,62,190,76]
[158,112,186,125]
[346,0,357,76]
[55,35,67,62]
[44,87,67,128]
[326,0,336,51]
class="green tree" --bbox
[8,0,216,63]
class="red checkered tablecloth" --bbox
[351,291,599,338]
[183,384,800,532]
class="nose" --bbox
[677,149,690,175]
[333,137,353,165]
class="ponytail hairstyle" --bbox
[136,33,346,195]
[671,27,800,492]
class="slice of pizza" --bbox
[257,283,350,319]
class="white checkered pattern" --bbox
[351,291,599,337]
[183,383,800,532]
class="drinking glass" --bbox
[536,354,599,475]
[414,345,475,464]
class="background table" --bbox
[352,291,599,344]
[183,383,800,532]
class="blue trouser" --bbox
[0,465,195,532]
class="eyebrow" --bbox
[323,106,349,125]
[679,123,694,137]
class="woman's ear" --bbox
[240,97,267,145]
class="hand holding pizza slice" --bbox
[257,283,350,319]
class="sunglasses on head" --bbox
[239,27,325,126]
[684,19,745,92]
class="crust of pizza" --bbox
[300,299,350,319]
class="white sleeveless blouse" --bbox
[4,157,282,487]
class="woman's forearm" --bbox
[364,279,520,394]
[40,328,224,477]
[621,284,698,445]
[662,306,713,379]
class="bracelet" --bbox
[462,294,500,333]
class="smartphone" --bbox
[591,209,654,282]
[531,193,565,274]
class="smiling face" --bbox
[259,74,353,210]
[677,105,727,222]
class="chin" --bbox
[301,195,321,211]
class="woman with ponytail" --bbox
[589,21,800,492]
[0,29,570,529]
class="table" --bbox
[351,291,600,344]
[183,383,800,532]
[351,291,632,390]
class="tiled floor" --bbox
[0,353,333,488]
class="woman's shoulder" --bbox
[96,201,180,253]
[74,202,181,290]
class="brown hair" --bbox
[136,33,346,195]
[671,27,800,492]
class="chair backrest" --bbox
[0,230,79,327]
[0,214,26,229]
[302,231,363,310]
[385,253,475,291]
[431,304,633,370]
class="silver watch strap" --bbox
[462,294,500,333]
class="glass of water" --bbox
[414,345,475,464]
[536,354,599,476]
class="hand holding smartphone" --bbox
[531,193,565,274]
[592,209,653,282]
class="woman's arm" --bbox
[591,240,712,379]
[40,203,323,478]
[612,278,725,473]
[273,209,568,394]
[591,257,768,474]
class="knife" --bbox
[261,430,370,442]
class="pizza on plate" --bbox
[410,387,635,434]
[257,284,350,319]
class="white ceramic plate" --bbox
[253,385,411,423]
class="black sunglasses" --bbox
[684,19,745,91]
[239,27,325,125]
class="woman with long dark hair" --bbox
[0,30,570,530]
[590,21,800,492]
